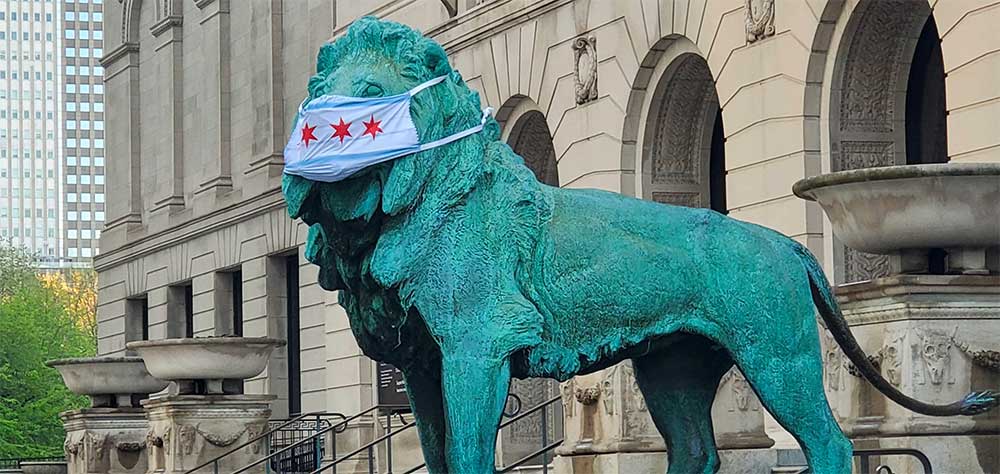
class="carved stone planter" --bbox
[795,163,1000,473]
[18,462,67,474]
[143,395,274,474]
[126,337,284,394]
[827,274,1000,474]
[794,163,1000,274]
[46,357,168,408]
[47,357,166,474]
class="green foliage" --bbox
[0,245,94,458]
[0,240,35,300]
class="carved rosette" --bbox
[745,0,775,43]
[572,35,598,105]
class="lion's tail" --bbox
[790,242,998,417]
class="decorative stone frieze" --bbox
[60,408,149,474]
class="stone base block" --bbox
[553,448,779,474]
[142,394,274,474]
[851,434,999,474]
[60,407,148,474]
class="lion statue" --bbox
[282,17,997,474]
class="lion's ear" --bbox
[423,41,450,77]
[316,42,336,75]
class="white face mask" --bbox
[283,75,493,183]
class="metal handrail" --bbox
[227,405,407,474]
[855,448,932,474]
[184,411,346,474]
[399,395,563,474]
[311,419,418,473]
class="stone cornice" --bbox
[93,187,285,272]
[150,15,184,37]
[100,42,140,68]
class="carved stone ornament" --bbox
[574,385,601,405]
[572,35,598,105]
[914,327,956,386]
[116,440,145,452]
[561,379,576,417]
[720,368,755,412]
[145,429,163,450]
[197,424,247,448]
[954,336,1000,372]
[179,425,197,455]
[823,330,843,391]
[881,333,906,386]
[601,366,616,415]
[745,0,775,43]
[246,424,268,454]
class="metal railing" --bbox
[184,411,347,474]
[315,395,564,474]
[855,448,932,474]
[781,447,933,474]
[0,456,65,469]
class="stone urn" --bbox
[793,163,1000,274]
[125,337,285,394]
[18,462,67,474]
[46,357,168,408]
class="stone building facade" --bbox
[95,0,1000,469]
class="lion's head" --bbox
[283,17,500,224]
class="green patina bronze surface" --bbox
[283,18,998,474]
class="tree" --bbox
[38,271,98,344]
[0,241,35,300]
[0,245,95,458]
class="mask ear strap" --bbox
[408,75,449,97]
[417,107,494,152]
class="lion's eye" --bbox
[362,83,384,97]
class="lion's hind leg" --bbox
[632,334,733,474]
[728,325,853,474]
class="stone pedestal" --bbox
[18,463,67,474]
[554,362,774,473]
[142,394,274,474]
[60,408,147,474]
[827,274,1000,474]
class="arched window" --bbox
[829,1,947,282]
[642,53,726,213]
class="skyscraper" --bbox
[0,0,63,266]
[60,0,104,266]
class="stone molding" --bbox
[572,35,598,105]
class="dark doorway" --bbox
[285,254,301,416]
[905,15,948,165]
[709,109,727,214]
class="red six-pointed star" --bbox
[300,122,318,147]
[331,117,352,143]
[362,115,383,140]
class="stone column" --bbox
[60,407,147,474]
[554,362,775,473]
[828,274,1000,474]
[142,394,274,474]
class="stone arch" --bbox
[805,0,946,283]
[498,95,560,187]
[622,36,726,212]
